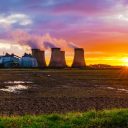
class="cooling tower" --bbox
[60,51,67,68]
[49,48,63,68]
[32,49,46,68]
[72,48,86,68]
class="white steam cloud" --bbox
[11,30,80,50]
[68,42,79,48]
[43,41,57,49]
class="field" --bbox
[0,69,128,116]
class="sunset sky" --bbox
[0,0,128,66]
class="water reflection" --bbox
[4,81,33,84]
[0,84,28,93]
[0,81,33,93]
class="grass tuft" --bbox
[0,109,128,128]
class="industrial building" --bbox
[0,53,19,68]
[20,53,38,68]
[32,49,46,68]
[60,51,67,68]
[72,48,86,68]
[49,48,67,68]
[0,48,86,68]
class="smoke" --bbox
[11,30,80,50]
[68,42,79,48]
[11,30,43,49]
[11,30,62,49]
[43,41,57,49]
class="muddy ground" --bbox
[0,69,128,115]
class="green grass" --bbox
[0,109,128,128]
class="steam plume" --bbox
[11,30,65,50]
[11,30,43,49]
[68,42,79,48]
[11,30,80,50]
[43,41,57,49]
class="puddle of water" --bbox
[106,86,128,93]
[0,84,28,93]
[4,81,33,84]
[0,81,34,93]
[107,87,115,90]
[117,88,128,93]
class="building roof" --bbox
[22,53,33,57]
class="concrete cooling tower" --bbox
[32,49,46,68]
[49,48,67,68]
[72,48,86,68]
[60,51,67,68]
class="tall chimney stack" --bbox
[72,48,86,68]
[49,48,62,68]
[32,49,46,68]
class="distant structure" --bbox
[49,48,67,68]
[60,51,67,68]
[20,53,38,68]
[72,48,86,68]
[0,47,87,69]
[32,49,46,68]
[0,53,19,68]
[49,48,61,68]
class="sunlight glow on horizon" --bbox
[121,58,128,66]
[0,41,128,66]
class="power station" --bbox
[60,51,67,68]
[0,48,86,68]
[72,48,86,68]
[32,49,46,68]
[49,48,67,68]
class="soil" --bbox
[0,69,128,115]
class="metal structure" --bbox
[0,53,19,68]
[20,53,38,68]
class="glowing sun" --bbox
[122,58,128,66]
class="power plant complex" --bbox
[0,48,86,68]
[49,48,67,68]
